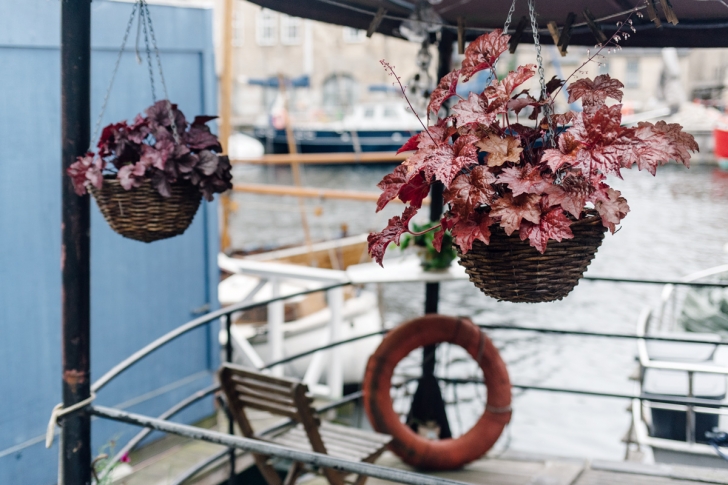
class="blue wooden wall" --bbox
[0,1,220,483]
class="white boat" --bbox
[217,235,384,396]
[252,101,423,154]
[630,265,728,468]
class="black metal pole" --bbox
[61,1,92,484]
[224,315,236,485]
[408,30,456,439]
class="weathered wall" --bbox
[0,1,220,483]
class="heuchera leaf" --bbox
[191,115,218,126]
[377,165,430,212]
[396,133,421,154]
[543,105,624,175]
[567,74,624,113]
[376,164,411,211]
[461,29,510,81]
[451,212,492,254]
[541,131,581,172]
[618,120,698,174]
[448,134,480,182]
[406,133,477,187]
[519,206,574,253]
[118,161,148,190]
[444,165,496,218]
[140,144,168,171]
[544,183,587,219]
[398,171,430,209]
[508,93,539,115]
[185,124,223,151]
[428,70,460,116]
[497,165,552,196]
[368,206,419,265]
[545,76,565,97]
[67,153,106,195]
[499,64,536,97]
[477,134,523,167]
[490,192,541,235]
[593,186,630,233]
[452,93,498,126]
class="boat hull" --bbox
[253,127,419,154]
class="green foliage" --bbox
[400,222,457,271]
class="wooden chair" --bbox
[218,363,391,485]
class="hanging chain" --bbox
[492,0,518,88]
[502,0,518,34]
[89,0,180,151]
[139,3,157,102]
[89,3,139,151]
[140,0,180,143]
[527,0,555,146]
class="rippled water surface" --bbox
[230,163,728,460]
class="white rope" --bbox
[45,392,97,448]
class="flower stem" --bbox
[380,60,437,145]
[408,223,442,236]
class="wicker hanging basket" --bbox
[90,178,202,243]
[456,211,607,303]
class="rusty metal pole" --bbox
[61,0,92,483]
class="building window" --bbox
[232,5,243,46]
[625,59,640,88]
[322,73,359,114]
[343,27,366,43]
[280,14,302,45]
[256,9,277,46]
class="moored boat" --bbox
[631,265,728,468]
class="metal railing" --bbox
[84,265,728,484]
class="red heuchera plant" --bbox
[368,28,698,264]
[68,100,232,201]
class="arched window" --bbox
[322,73,359,113]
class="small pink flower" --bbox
[120,453,130,463]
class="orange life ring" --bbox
[362,314,511,470]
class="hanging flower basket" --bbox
[66,5,231,243]
[68,101,232,243]
[90,177,202,243]
[457,210,606,302]
[368,25,699,303]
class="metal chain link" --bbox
[491,0,518,75]
[140,0,180,143]
[89,0,180,151]
[89,3,139,151]
[139,3,157,102]
[502,0,518,34]
[527,0,555,146]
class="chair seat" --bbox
[271,421,391,462]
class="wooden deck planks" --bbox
[575,470,707,485]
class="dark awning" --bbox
[246,0,728,48]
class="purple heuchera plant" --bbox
[68,100,232,201]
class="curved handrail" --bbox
[92,281,348,392]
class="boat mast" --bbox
[219,0,234,251]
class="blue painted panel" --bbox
[0,2,219,483]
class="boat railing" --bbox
[87,268,728,483]
[637,288,728,451]
[655,264,728,332]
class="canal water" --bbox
[229,162,728,460]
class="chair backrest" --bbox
[218,363,319,439]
